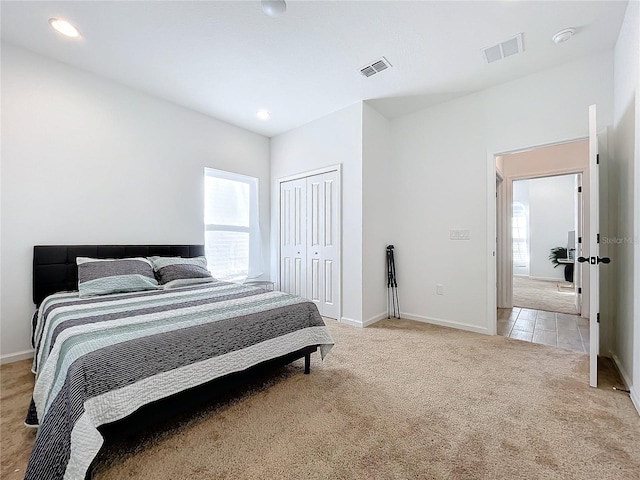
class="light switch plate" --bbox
[450,229,471,240]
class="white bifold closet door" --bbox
[280,170,339,319]
[280,178,307,297]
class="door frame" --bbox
[487,137,589,335]
[277,164,342,321]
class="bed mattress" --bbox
[24,281,333,480]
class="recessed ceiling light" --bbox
[49,18,81,38]
[552,28,575,44]
[256,110,271,121]
[261,0,286,17]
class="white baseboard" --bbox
[611,353,632,386]
[340,313,410,328]
[529,276,566,282]
[0,349,34,365]
[632,387,640,416]
[340,317,363,327]
[399,312,489,335]
[611,353,640,416]
[363,312,387,327]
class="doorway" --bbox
[494,140,589,353]
[511,174,580,315]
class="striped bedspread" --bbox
[25,281,334,480]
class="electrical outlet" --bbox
[436,284,444,295]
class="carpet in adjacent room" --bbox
[513,275,578,315]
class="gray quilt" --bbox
[25,281,333,480]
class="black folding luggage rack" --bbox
[386,245,400,319]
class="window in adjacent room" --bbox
[204,168,263,283]
[512,201,529,268]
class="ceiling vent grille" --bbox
[482,33,524,64]
[360,57,392,77]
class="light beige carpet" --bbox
[2,319,639,480]
[513,276,579,315]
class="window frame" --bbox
[204,167,260,281]
[512,201,529,268]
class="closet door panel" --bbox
[310,181,320,248]
[310,258,321,302]
[280,179,306,296]
[320,171,339,319]
[324,259,334,304]
[306,176,323,312]
[282,170,339,319]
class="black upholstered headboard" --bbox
[33,245,205,305]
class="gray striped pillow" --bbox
[148,256,213,285]
[77,257,159,297]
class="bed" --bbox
[25,245,334,480]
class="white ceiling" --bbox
[0,1,628,137]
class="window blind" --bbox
[204,168,263,283]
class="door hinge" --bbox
[596,154,600,164]
[578,236,582,243]
[578,287,582,294]
[578,186,582,193]
[597,313,600,323]
[597,233,600,244]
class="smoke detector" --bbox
[262,0,286,17]
[482,33,524,64]
[552,28,575,44]
[360,57,392,78]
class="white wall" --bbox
[362,103,392,324]
[0,44,270,361]
[270,103,363,324]
[390,52,613,334]
[527,175,576,280]
[611,0,639,412]
[482,53,613,155]
[634,2,640,417]
[392,94,488,333]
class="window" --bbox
[204,168,263,283]
[512,202,529,268]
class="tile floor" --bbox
[498,307,589,354]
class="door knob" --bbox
[577,256,611,264]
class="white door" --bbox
[585,104,604,388]
[280,169,340,319]
[280,178,306,296]
[306,171,339,319]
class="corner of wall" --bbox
[612,0,639,410]
[611,351,640,415]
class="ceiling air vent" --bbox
[360,57,392,77]
[482,33,524,64]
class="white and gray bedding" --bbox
[25,281,333,480]
[76,257,159,297]
[148,255,213,284]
